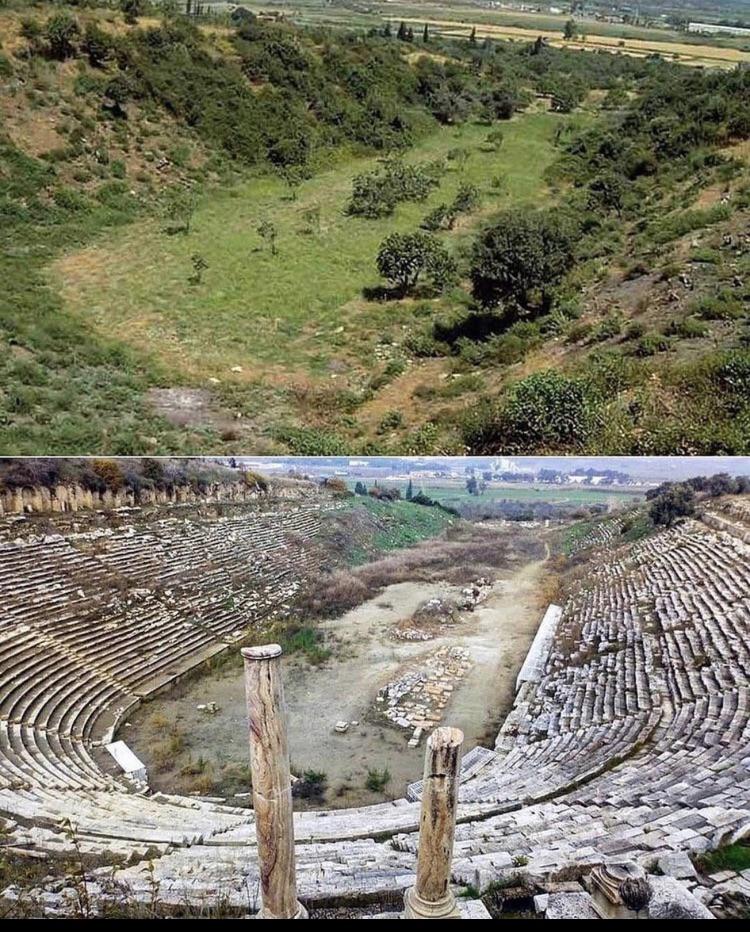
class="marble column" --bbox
[404,726,464,919]
[242,644,308,920]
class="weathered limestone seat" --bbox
[1,511,749,915]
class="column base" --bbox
[255,903,309,919]
[403,886,461,919]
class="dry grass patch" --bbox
[304,524,544,619]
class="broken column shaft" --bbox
[404,726,464,919]
[242,643,308,920]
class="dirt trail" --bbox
[128,550,549,808]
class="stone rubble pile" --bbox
[377,646,472,744]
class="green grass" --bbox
[562,518,601,555]
[365,766,391,793]
[619,512,655,543]
[354,496,457,555]
[278,623,332,665]
[0,185,199,455]
[390,482,643,507]
[695,843,750,875]
[50,113,562,382]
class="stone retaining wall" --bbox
[0,477,318,517]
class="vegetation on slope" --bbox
[0,455,267,495]
[1,2,749,453]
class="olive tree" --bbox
[376,231,457,296]
[470,208,577,312]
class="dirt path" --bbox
[127,549,549,808]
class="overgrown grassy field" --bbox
[3,4,749,455]
[50,111,563,432]
[336,495,458,564]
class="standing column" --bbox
[404,726,464,919]
[242,644,308,920]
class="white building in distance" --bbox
[688,22,750,37]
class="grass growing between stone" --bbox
[695,843,750,875]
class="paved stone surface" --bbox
[648,876,716,919]
[545,891,600,919]
[658,850,699,880]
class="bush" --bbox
[365,767,391,793]
[377,410,404,433]
[91,458,125,491]
[376,231,457,295]
[292,769,328,801]
[348,160,438,218]
[632,333,671,357]
[693,291,745,321]
[464,370,599,453]
[705,352,750,410]
[81,23,113,67]
[665,316,708,339]
[323,476,351,496]
[306,570,371,618]
[649,482,695,526]
[243,470,269,492]
[452,182,480,213]
[44,12,80,61]
[421,203,456,231]
[403,329,450,357]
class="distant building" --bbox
[688,22,750,37]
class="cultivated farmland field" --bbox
[384,481,645,508]
[215,0,750,69]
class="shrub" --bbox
[625,321,646,341]
[705,352,750,410]
[665,316,708,339]
[323,476,351,495]
[44,13,80,61]
[292,770,328,801]
[140,457,165,486]
[348,160,438,218]
[365,767,391,793]
[591,313,622,342]
[403,329,450,357]
[649,482,695,526]
[81,23,113,68]
[485,128,504,150]
[91,458,125,491]
[120,0,145,26]
[452,182,480,213]
[376,231,457,295]
[421,203,456,231]
[464,370,599,453]
[693,291,744,321]
[243,470,269,492]
[348,170,397,218]
[632,333,671,357]
[378,410,404,433]
[306,570,371,618]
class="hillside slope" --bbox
[1,3,749,454]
